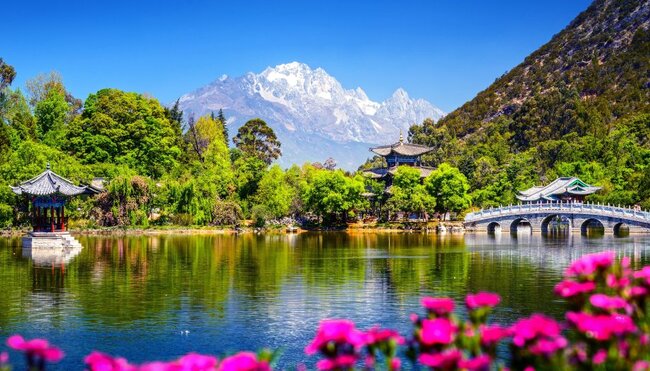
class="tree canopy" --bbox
[233,118,281,165]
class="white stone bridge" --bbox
[464,201,650,234]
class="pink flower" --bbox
[6,334,64,362]
[592,349,607,365]
[458,354,491,371]
[566,312,637,341]
[634,360,650,371]
[554,280,596,298]
[390,357,401,370]
[565,251,615,277]
[589,294,629,311]
[635,267,650,285]
[365,327,405,345]
[305,320,365,355]
[479,325,509,346]
[421,297,455,315]
[510,314,562,347]
[528,337,567,356]
[139,361,173,371]
[218,352,270,371]
[418,350,462,369]
[465,292,501,310]
[84,351,136,371]
[419,318,457,345]
[316,354,356,370]
[409,313,419,324]
[0,351,7,364]
[177,353,219,370]
[631,286,648,297]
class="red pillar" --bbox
[61,205,66,232]
[50,206,55,232]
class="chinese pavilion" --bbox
[11,164,98,234]
[516,177,601,204]
[363,133,435,189]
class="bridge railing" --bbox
[464,201,650,223]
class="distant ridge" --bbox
[177,62,444,169]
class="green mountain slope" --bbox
[410,0,650,208]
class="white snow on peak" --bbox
[178,62,445,166]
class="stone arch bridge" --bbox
[464,202,650,234]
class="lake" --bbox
[1,231,650,369]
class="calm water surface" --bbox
[1,231,650,369]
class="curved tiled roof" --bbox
[11,165,99,196]
[516,177,601,202]
[370,141,433,157]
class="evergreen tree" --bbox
[218,108,228,146]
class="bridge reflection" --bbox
[464,232,650,272]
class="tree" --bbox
[0,58,16,90]
[217,108,228,147]
[254,165,296,219]
[186,114,225,163]
[65,88,181,178]
[164,99,185,153]
[388,166,435,220]
[35,89,68,144]
[425,163,471,218]
[233,118,281,165]
[302,169,366,225]
[25,71,81,114]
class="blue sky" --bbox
[4,0,591,112]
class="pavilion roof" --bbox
[10,164,99,196]
[370,134,433,157]
[516,177,601,202]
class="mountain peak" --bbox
[178,62,445,168]
[391,88,410,100]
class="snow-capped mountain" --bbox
[177,62,444,169]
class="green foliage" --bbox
[388,166,435,217]
[254,165,296,219]
[65,88,182,178]
[425,163,471,215]
[35,89,68,145]
[233,118,281,165]
[302,169,367,225]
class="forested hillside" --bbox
[410,0,650,208]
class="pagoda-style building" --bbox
[11,164,98,249]
[516,177,601,204]
[363,133,435,190]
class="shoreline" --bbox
[0,222,467,237]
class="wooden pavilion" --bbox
[11,163,98,233]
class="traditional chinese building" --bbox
[363,133,435,190]
[516,177,601,204]
[11,164,98,249]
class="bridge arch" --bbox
[581,218,605,236]
[487,222,501,234]
[613,222,630,237]
[541,214,572,235]
[510,218,532,234]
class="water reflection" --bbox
[0,232,649,369]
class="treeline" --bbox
[0,60,392,228]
